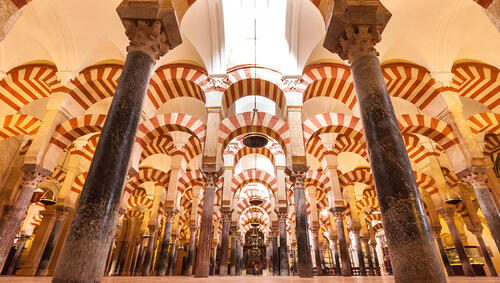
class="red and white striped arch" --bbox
[302,63,356,108]
[484,134,500,154]
[0,65,58,111]
[467,112,500,135]
[402,134,437,164]
[233,146,276,167]
[231,169,278,194]
[218,112,290,155]
[382,62,441,110]
[240,207,270,234]
[70,172,88,198]
[398,114,458,150]
[176,169,204,194]
[49,114,107,151]
[127,187,154,211]
[123,168,170,202]
[363,188,376,198]
[414,171,437,195]
[70,133,100,163]
[140,134,174,161]
[304,170,332,195]
[0,114,41,140]
[67,64,121,112]
[302,113,364,145]
[136,113,206,147]
[356,197,379,211]
[222,78,286,112]
[452,62,500,112]
[339,168,373,187]
[236,196,273,216]
[147,64,207,110]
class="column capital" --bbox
[117,0,181,62]
[430,225,442,239]
[164,207,178,221]
[310,225,320,234]
[201,167,222,189]
[221,209,232,223]
[323,0,391,64]
[54,205,72,220]
[437,207,456,223]
[458,166,489,189]
[20,166,49,187]
[277,211,287,223]
[330,206,345,221]
[285,166,307,189]
[189,225,199,233]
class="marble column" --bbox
[439,207,474,276]
[323,6,447,280]
[134,237,147,276]
[234,236,241,276]
[353,230,367,276]
[462,168,500,252]
[286,168,313,277]
[5,234,29,275]
[331,208,351,276]
[185,225,198,276]
[291,242,297,275]
[166,235,177,276]
[194,170,219,278]
[272,232,279,276]
[330,238,341,276]
[471,228,497,276]
[277,212,289,276]
[266,239,272,275]
[371,243,380,276]
[431,226,454,277]
[230,227,237,276]
[0,169,46,271]
[52,3,180,280]
[218,209,231,276]
[36,206,71,276]
[157,209,176,275]
[311,226,323,276]
[363,238,375,276]
[210,241,218,275]
[142,226,158,276]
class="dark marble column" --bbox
[166,235,177,275]
[185,225,198,275]
[142,226,158,276]
[194,170,219,278]
[462,168,500,253]
[219,210,231,276]
[272,233,279,276]
[5,234,29,275]
[371,243,380,276]
[431,226,454,277]
[229,227,237,276]
[353,230,367,276]
[0,169,46,271]
[111,240,125,276]
[157,209,176,275]
[210,241,218,275]
[129,242,140,276]
[277,212,289,276]
[134,237,147,276]
[331,240,341,276]
[36,206,71,276]
[291,242,297,276]
[311,226,323,275]
[52,8,180,280]
[331,208,351,276]
[472,230,497,276]
[235,237,241,276]
[439,207,474,277]
[266,239,272,275]
[323,9,447,280]
[286,168,313,278]
[363,238,375,276]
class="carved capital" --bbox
[124,20,169,61]
[460,166,489,189]
[323,0,391,64]
[430,226,442,239]
[221,210,232,223]
[437,207,455,223]
[189,225,199,234]
[164,207,178,221]
[331,206,345,221]
[54,205,72,220]
[277,211,287,223]
[208,74,229,90]
[285,167,307,189]
[21,170,46,189]
[269,227,279,237]
[201,169,222,189]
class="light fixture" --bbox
[249,196,264,206]
[243,132,268,149]
[40,190,57,206]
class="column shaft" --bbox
[185,227,197,275]
[194,185,216,277]
[5,235,28,275]
[333,243,341,276]
[332,210,351,276]
[35,211,67,276]
[363,240,375,276]
[441,214,474,276]
[52,50,154,283]
[435,235,454,276]
[230,232,237,276]
[278,216,289,275]
[293,186,313,277]
[166,235,177,275]
[312,231,323,275]
[351,54,446,283]
[354,234,367,276]
[142,227,157,276]
[475,235,497,276]
[219,217,230,275]
[156,219,173,275]
[272,236,279,275]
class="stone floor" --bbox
[0,276,498,282]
